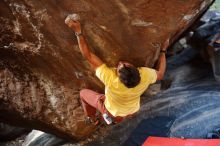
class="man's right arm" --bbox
[66,19,103,70]
[76,34,103,70]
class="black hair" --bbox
[118,66,140,88]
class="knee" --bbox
[79,89,88,99]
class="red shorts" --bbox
[80,89,106,118]
[80,89,136,123]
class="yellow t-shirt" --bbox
[95,64,157,117]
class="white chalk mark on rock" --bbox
[8,3,44,54]
[12,19,22,36]
[131,19,153,27]
[115,0,129,15]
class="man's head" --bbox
[117,61,140,88]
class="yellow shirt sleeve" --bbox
[95,64,115,86]
[141,67,157,84]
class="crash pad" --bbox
[143,136,220,146]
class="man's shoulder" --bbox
[139,67,155,73]
[139,67,157,82]
[95,63,116,77]
[95,63,117,86]
[96,63,116,72]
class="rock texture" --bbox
[0,0,214,141]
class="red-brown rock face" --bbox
[0,0,214,140]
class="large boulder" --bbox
[0,0,214,140]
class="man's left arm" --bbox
[155,39,169,81]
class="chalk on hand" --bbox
[65,14,80,24]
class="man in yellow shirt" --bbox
[66,19,169,125]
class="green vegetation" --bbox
[210,0,220,10]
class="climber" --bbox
[65,19,169,125]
